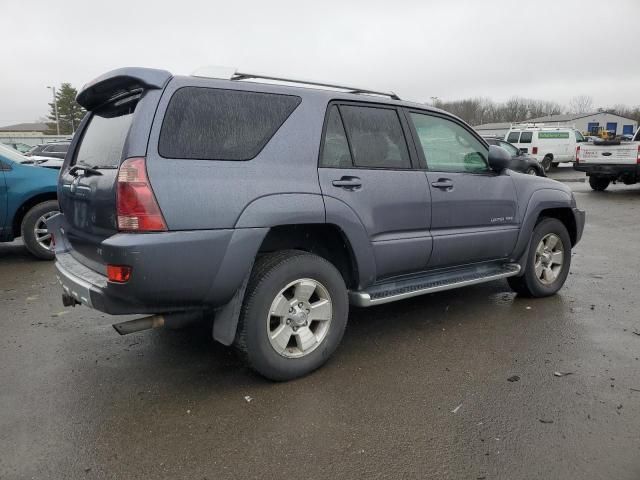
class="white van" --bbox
[504,123,587,171]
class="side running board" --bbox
[349,263,521,307]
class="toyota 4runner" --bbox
[50,67,585,380]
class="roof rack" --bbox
[191,66,400,100]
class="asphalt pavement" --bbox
[1,166,639,479]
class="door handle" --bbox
[431,178,454,190]
[332,176,362,189]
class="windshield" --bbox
[0,143,29,164]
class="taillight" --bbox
[116,157,167,232]
[532,147,538,154]
[107,264,132,283]
[637,145,640,164]
[575,146,580,164]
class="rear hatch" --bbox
[58,68,171,273]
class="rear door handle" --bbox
[431,178,454,190]
[332,176,362,189]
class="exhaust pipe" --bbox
[112,311,204,335]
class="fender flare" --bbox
[510,188,572,271]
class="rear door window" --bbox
[320,106,352,168]
[507,132,520,143]
[338,105,411,169]
[75,96,138,168]
[159,87,301,161]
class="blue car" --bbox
[0,144,59,259]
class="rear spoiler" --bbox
[76,67,172,110]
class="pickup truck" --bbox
[575,130,640,190]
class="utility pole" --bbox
[47,86,60,135]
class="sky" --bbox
[3,0,639,125]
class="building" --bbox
[474,112,637,139]
[0,122,69,147]
[526,112,637,136]
[473,122,512,138]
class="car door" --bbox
[406,110,519,269]
[318,103,432,280]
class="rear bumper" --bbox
[48,213,267,315]
[574,163,639,181]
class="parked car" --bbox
[25,141,70,160]
[50,67,585,380]
[0,143,59,259]
[19,157,64,169]
[484,138,545,176]
[2,142,32,154]
[505,124,587,171]
[575,129,640,191]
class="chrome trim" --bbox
[349,264,521,307]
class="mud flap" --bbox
[212,270,252,346]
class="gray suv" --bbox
[50,67,585,380]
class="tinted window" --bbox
[499,141,519,156]
[320,106,352,168]
[519,131,533,143]
[338,105,410,169]
[410,113,488,173]
[75,96,137,168]
[159,87,301,161]
[507,132,520,143]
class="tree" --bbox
[568,95,593,114]
[47,83,85,135]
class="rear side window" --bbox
[339,105,411,169]
[519,131,533,143]
[320,106,352,168]
[159,87,301,161]
[75,96,137,168]
[507,132,520,143]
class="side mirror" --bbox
[488,145,511,172]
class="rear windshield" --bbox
[74,96,137,168]
[158,87,301,161]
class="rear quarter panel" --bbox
[145,77,327,230]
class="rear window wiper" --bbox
[69,163,103,176]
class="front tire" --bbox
[526,167,538,176]
[21,200,59,260]
[235,250,348,381]
[508,218,571,297]
[589,176,610,191]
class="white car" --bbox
[505,124,587,171]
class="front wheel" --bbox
[21,200,59,260]
[235,250,348,381]
[526,167,539,176]
[589,176,610,191]
[508,218,571,297]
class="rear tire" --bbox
[542,155,553,172]
[21,200,59,260]
[551,162,560,168]
[526,167,538,176]
[235,250,348,381]
[508,218,571,297]
[589,176,610,191]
